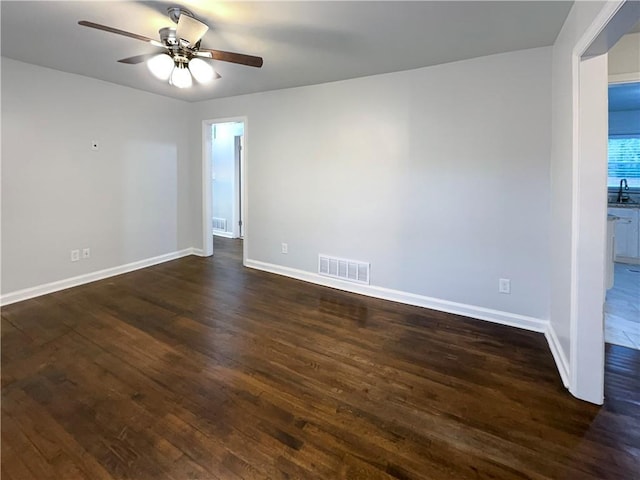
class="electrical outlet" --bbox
[91,140,99,151]
[82,248,91,259]
[499,278,511,294]
[71,249,80,262]
[281,243,288,254]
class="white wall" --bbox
[1,58,191,295]
[191,47,553,322]
[573,53,609,403]
[608,31,640,77]
[548,0,608,383]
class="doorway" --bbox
[211,122,243,239]
[571,1,640,403]
[604,80,640,351]
[202,117,248,260]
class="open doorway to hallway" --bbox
[202,117,247,260]
[569,0,640,404]
[211,122,244,240]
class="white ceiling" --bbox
[1,1,574,102]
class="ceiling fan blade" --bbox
[197,49,263,68]
[118,53,161,64]
[78,20,161,46]
[176,14,208,45]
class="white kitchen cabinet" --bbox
[608,207,640,263]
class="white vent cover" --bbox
[318,254,370,285]
[212,217,227,231]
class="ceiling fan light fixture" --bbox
[147,53,174,80]
[170,63,193,88]
[78,11,264,91]
[189,57,216,83]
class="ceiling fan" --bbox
[78,6,263,88]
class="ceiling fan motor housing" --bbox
[167,6,193,24]
[158,27,200,64]
[159,27,178,46]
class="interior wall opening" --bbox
[202,117,248,260]
[211,122,244,240]
[572,0,640,404]
[604,33,640,352]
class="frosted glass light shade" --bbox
[189,57,215,83]
[170,64,193,88]
[147,54,174,80]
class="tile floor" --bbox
[605,262,640,350]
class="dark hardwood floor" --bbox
[2,237,639,479]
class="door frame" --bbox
[202,116,248,262]
[233,135,243,239]
[570,0,640,403]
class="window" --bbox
[608,135,640,188]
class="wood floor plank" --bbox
[1,411,57,480]
[2,388,115,480]
[2,237,639,479]
[1,439,39,480]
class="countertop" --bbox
[608,203,640,209]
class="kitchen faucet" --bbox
[616,178,629,203]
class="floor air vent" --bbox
[212,217,227,231]
[318,254,370,285]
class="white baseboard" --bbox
[3,251,568,391]
[544,323,570,388]
[244,259,548,333]
[0,248,197,306]
[245,259,576,385]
